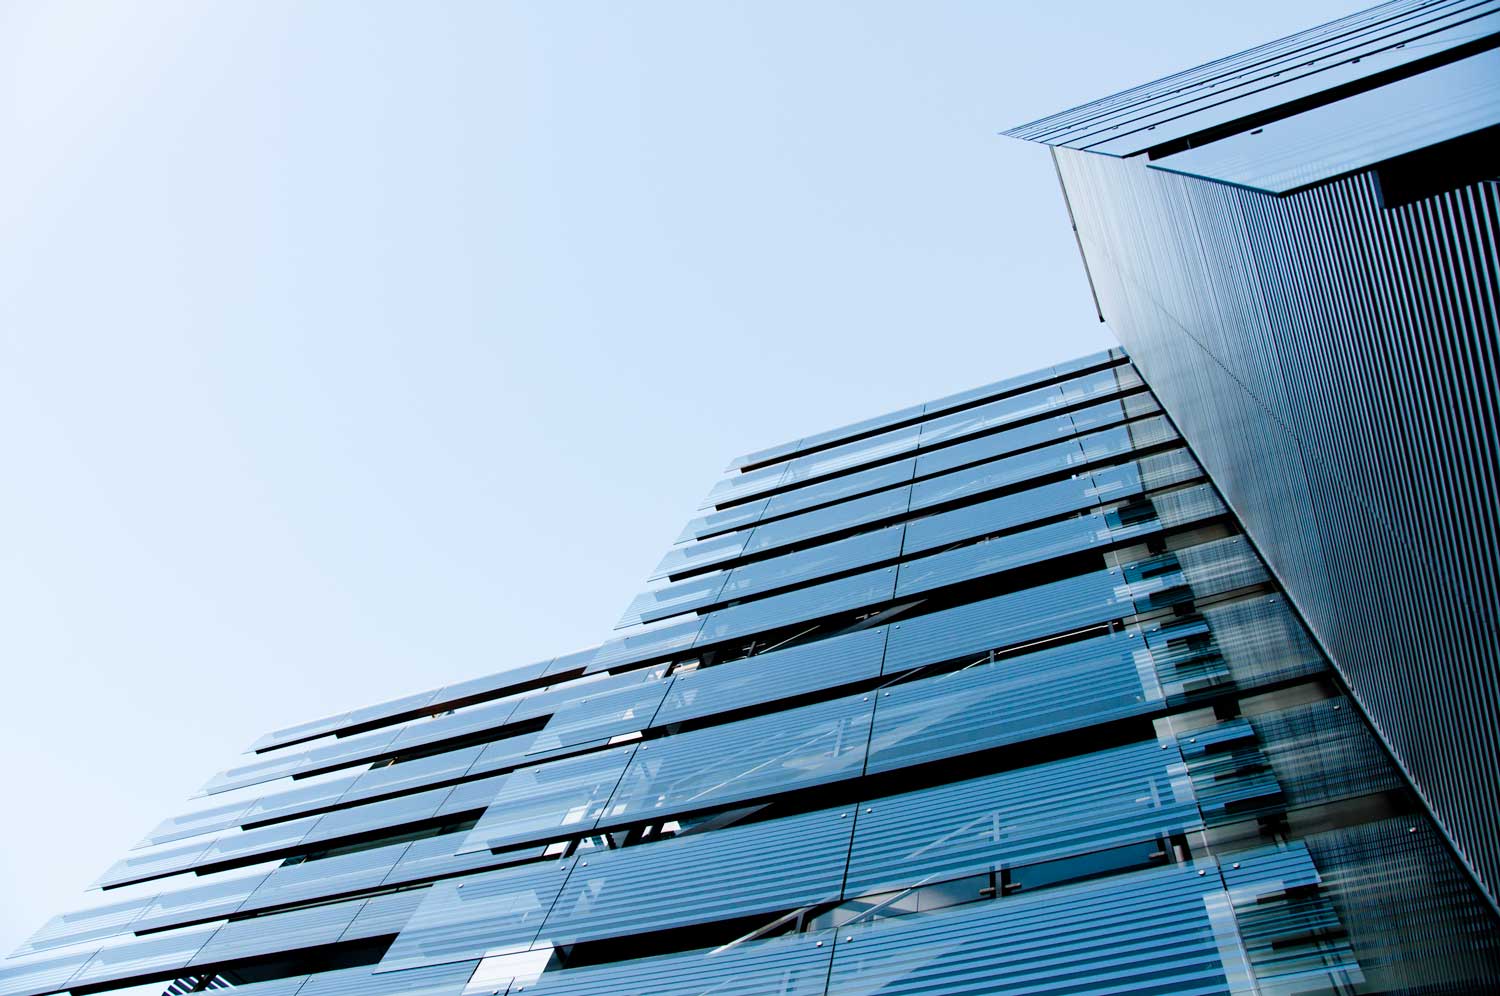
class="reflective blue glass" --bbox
[867,632,1158,772]
[458,745,638,853]
[525,678,670,757]
[908,438,1087,510]
[605,695,875,820]
[720,524,904,602]
[616,573,727,628]
[761,457,916,519]
[376,860,568,972]
[654,627,887,726]
[881,569,1127,675]
[782,425,920,485]
[541,808,853,945]
[695,566,897,646]
[743,487,911,556]
[825,862,1231,996]
[845,740,1199,896]
[517,930,832,996]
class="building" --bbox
[1004,0,1500,913]
[4,350,1498,995]
[7,3,1500,995]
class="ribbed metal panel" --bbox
[1052,142,1500,909]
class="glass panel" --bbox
[586,617,705,672]
[382,833,527,888]
[0,949,93,996]
[1079,415,1178,462]
[824,862,1229,996]
[15,894,154,956]
[526,680,671,757]
[616,573,727,629]
[845,740,1198,896]
[342,746,483,805]
[908,438,1087,511]
[248,711,351,753]
[896,485,1224,599]
[541,808,853,945]
[191,898,367,965]
[194,816,322,871]
[457,745,638,854]
[298,961,477,996]
[881,569,1129,675]
[133,867,272,932]
[200,727,399,796]
[435,772,509,819]
[507,667,667,726]
[654,627,887,726]
[867,631,1158,773]
[239,773,361,826]
[744,487,911,556]
[375,861,567,972]
[913,408,1084,479]
[94,835,219,889]
[138,796,256,849]
[918,382,1067,448]
[299,787,454,848]
[675,497,768,544]
[721,525,905,602]
[895,515,1101,597]
[797,403,924,454]
[694,566,897,646]
[390,698,524,753]
[604,695,875,821]
[761,458,915,519]
[783,425,921,484]
[901,475,1103,556]
[1122,540,1269,618]
[341,690,443,734]
[728,438,801,471]
[467,731,552,779]
[69,923,220,990]
[650,531,750,581]
[517,929,833,996]
[1147,594,1325,699]
[701,461,789,508]
[342,888,425,940]
[239,842,412,914]
[434,657,554,708]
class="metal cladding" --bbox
[7,353,1498,996]
[1007,0,1500,915]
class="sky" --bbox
[0,0,1361,955]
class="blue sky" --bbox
[0,0,1358,951]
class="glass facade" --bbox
[5,349,1497,996]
